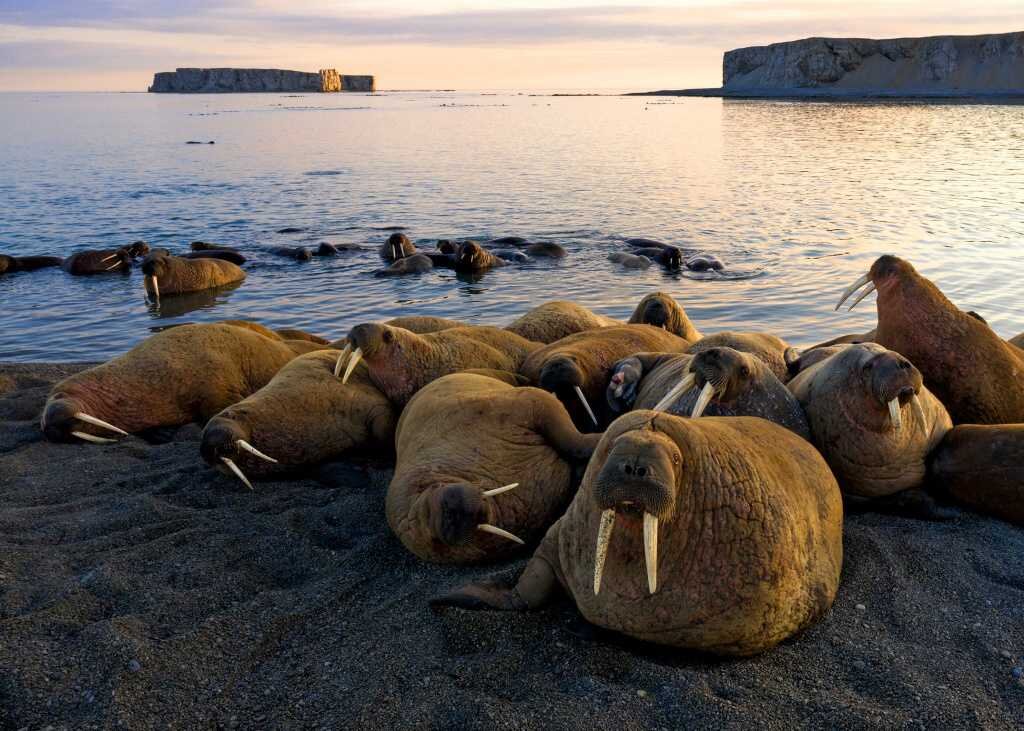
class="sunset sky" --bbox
[1,1,1020,91]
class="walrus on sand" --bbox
[788,342,951,498]
[505,301,619,344]
[380,233,416,261]
[627,292,703,341]
[688,331,797,382]
[0,254,63,274]
[141,253,245,299]
[434,411,843,657]
[200,350,396,489]
[334,324,539,406]
[836,255,1024,424]
[40,324,318,446]
[386,372,600,563]
[519,325,692,431]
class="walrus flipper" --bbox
[431,553,560,612]
[533,392,601,460]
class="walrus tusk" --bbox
[74,412,129,437]
[100,253,118,263]
[643,512,658,594]
[690,381,717,419]
[846,282,877,311]
[476,524,524,544]
[574,385,599,426]
[593,508,616,595]
[910,394,926,433]
[341,347,363,384]
[835,271,872,311]
[888,398,902,431]
[653,372,696,412]
[147,275,160,300]
[333,344,351,378]
[236,439,278,464]
[104,261,122,271]
[221,457,253,490]
[482,482,519,497]
[72,431,116,444]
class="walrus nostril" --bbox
[624,465,633,475]
[636,466,647,477]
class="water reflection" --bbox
[146,281,245,319]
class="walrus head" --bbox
[140,253,170,299]
[687,347,759,411]
[661,246,683,270]
[384,233,412,261]
[456,241,488,270]
[436,240,457,255]
[200,416,280,490]
[629,292,702,341]
[335,323,399,383]
[423,482,524,548]
[539,355,599,427]
[125,241,150,258]
[40,394,130,445]
[606,357,644,413]
[592,429,682,594]
[854,345,925,432]
[835,255,922,312]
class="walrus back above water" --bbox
[0,254,63,274]
[505,301,620,344]
[141,253,246,297]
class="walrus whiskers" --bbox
[846,282,877,311]
[911,394,926,432]
[835,271,872,311]
[574,385,599,426]
[236,439,278,464]
[653,372,696,412]
[341,347,363,384]
[74,412,129,437]
[72,431,116,444]
[333,344,351,378]
[221,457,254,490]
[482,482,519,497]
[690,381,717,418]
[593,508,616,595]
[476,524,524,544]
[888,398,902,431]
[643,512,659,594]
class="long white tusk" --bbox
[72,431,116,444]
[100,253,119,263]
[333,344,351,378]
[910,394,926,433]
[482,482,519,497]
[593,508,616,595]
[690,381,717,418]
[341,347,363,384]
[835,271,872,311]
[643,512,659,594]
[574,385,599,426]
[221,457,253,490]
[148,275,160,300]
[888,397,902,432]
[236,439,278,464]
[653,372,696,412]
[74,412,129,437]
[105,261,122,271]
[846,282,877,311]
[476,524,524,545]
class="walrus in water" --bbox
[141,253,245,300]
[380,233,416,261]
[519,325,693,431]
[334,324,539,406]
[688,331,796,382]
[191,241,236,252]
[0,254,63,274]
[523,242,567,259]
[627,292,703,341]
[271,246,314,262]
[607,347,810,439]
[182,250,247,265]
[629,246,683,270]
[608,252,650,269]
[455,241,506,272]
[434,411,843,657]
[375,253,434,276]
[686,254,724,272]
[200,350,396,489]
[62,241,150,275]
[1009,332,1024,350]
[788,343,951,498]
[386,372,600,563]
[505,301,620,344]
[928,424,1024,526]
[40,324,318,445]
[836,255,1024,424]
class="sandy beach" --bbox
[1,362,1022,729]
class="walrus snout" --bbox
[691,347,753,403]
[639,297,670,327]
[126,241,150,258]
[593,433,679,520]
[200,417,248,465]
[428,484,490,546]
[40,397,79,442]
[346,323,394,357]
[866,352,923,406]
[663,246,683,270]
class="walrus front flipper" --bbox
[431,555,560,612]
[533,391,601,460]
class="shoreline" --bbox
[628,87,1024,101]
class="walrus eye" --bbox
[740,366,751,378]
[382,330,394,344]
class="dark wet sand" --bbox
[1,362,1022,729]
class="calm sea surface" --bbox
[1,91,1023,362]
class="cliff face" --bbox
[723,32,1024,95]
[149,68,375,93]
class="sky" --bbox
[0,1,1021,91]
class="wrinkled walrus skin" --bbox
[688,331,796,383]
[505,301,620,344]
[142,253,245,296]
[435,412,843,657]
[40,324,317,442]
[627,292,703,341]
[386,372,600,564]
[788,343,951,498]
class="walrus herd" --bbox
[31,254,1024,657]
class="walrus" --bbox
[519,325,693,431]
[492,249,530,263]
[40,324,317,445]
[273,329,329,345]
[688,331,796,382]
[505,301,620,344]
[490,236,528,246]
[375,253,434,276]
[270,246,313,262]
[381,316,468,334]
[608,252,650,269]
[434,411,843,657]
[380,233,416,261]
[836,255,1024,424]
[627,292,703,341]
[386,372,600,563]
[1009,333,1024,350]
[191,241,236,252]
[455,241,506,272]
[217,320,328,346]
[523,242,567,259]
[686,254,724,272]
[0,255,63,274]
[334,324,540,406]
[624,237,669,249]
[630,246,683,270]
[62,248,133,275]
[141,253,246,299]
[928,424,1024,526]
[182,250,247,265]
[437,240,458,255]
[200,350,396,489]
[607,348,810,439]
[788,343,951,497]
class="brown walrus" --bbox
[200,350,396,489]
[0,254,63,274]
[519,325,693,431]
[334,324,540,406]
[928,424,1024,526]
[1009,333,1024,350]
[386,372,600,563]
[141,253,245,299]
[688,331,796,382]
[382,316,468,334]
[836,255,1024,424]
[608,252,650,269]
[608,347,810,439]
[380,233,416,261]
[455,241,506,272]
[787,343,951,498]
[375,253,433,276]
[505,301,619,344]
[627,292,703,341]
[40,324,316,445]
[62,242,149,275]
[434,411,843,657]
